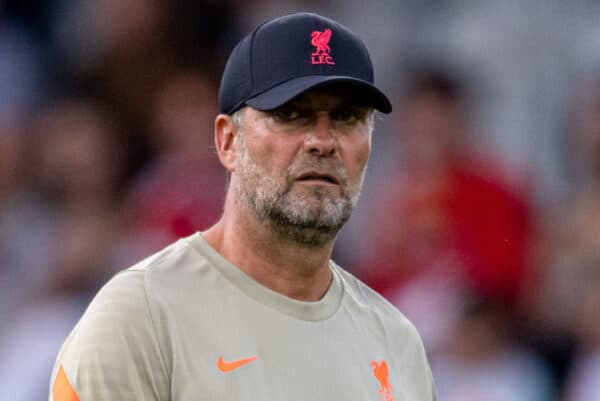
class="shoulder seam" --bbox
[129,244,177,273]
[142,270,171,388]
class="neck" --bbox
[203,194,335,301]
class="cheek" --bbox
[244,134,298,174]
[345,135,371,177]
[358,137,371,167]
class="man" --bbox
[49,12,436,401]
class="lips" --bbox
[296,171,340,185]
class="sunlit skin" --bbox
[204,86,372,301]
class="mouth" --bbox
[296,171,340,185]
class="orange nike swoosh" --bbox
[217,354,258,373]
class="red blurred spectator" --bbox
[119,70,225,262]
[359,68,533,307]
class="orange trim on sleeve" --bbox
[52,365,81,401]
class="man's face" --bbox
[232,86,373,246]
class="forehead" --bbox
[284,84,368,109]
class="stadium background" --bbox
[1,0,600,400]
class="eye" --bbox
[270,106,307,122]
[331,106,369,124]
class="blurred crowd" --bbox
[1,1,600,400]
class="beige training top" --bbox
[49,233,436,401]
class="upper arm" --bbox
[49,270,170,401]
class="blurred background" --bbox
[1,0,600,400]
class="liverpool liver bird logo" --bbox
[371,360,395,401]
[310,29,335,65]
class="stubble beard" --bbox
[234,133,365,247]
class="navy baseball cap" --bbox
[218,12,392,115]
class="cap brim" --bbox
[245,75,392,114]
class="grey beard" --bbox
[234,137,362,247]
[260,186,353,247]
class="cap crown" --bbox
[219,13,375,114]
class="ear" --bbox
[214,113,239,173]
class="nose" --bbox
[304,112,337,157]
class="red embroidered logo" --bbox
[371,360,395,401]
[311,29,335,65]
